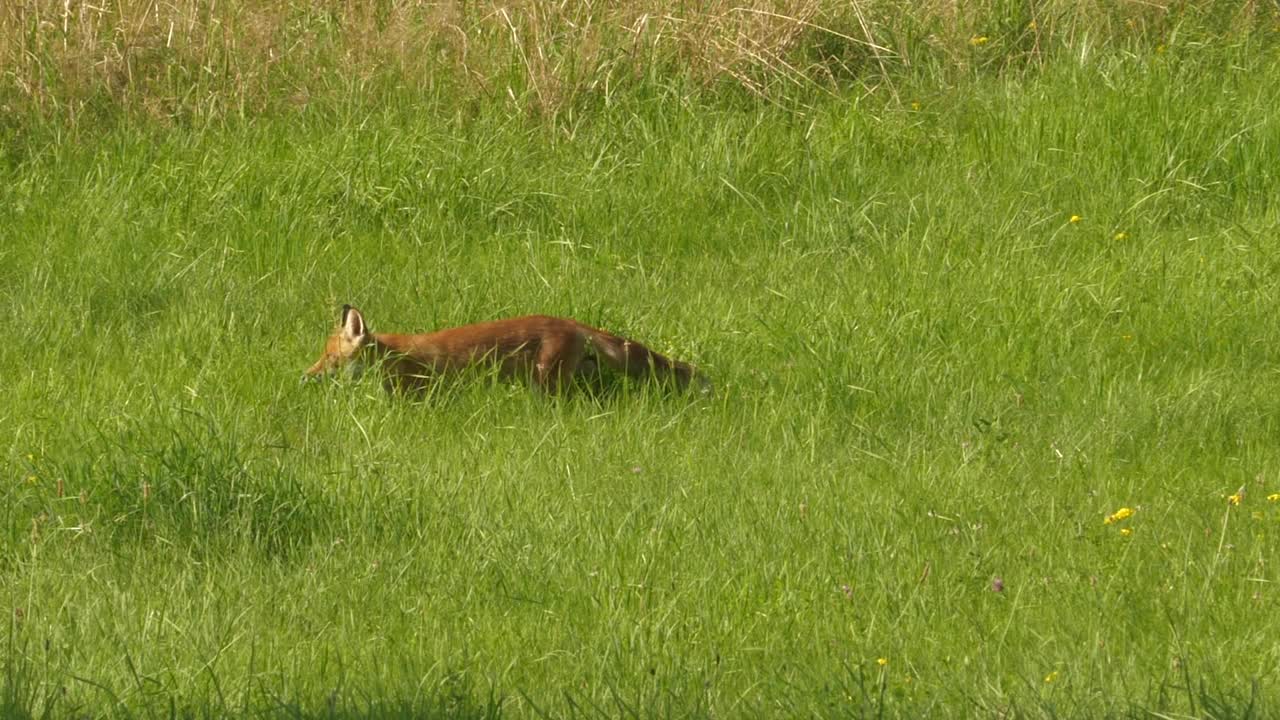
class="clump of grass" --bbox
[9,408,329,561]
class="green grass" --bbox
[4,41,1280,718]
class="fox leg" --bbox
[576,355,599,378]
[534,332,587,394]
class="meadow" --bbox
[4,1,1280,717]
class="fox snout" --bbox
[301,356,365,383]
[301,355,334,383]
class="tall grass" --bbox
[3,0,1277,129]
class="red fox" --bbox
[304,305,709,395]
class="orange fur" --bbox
[304,305,708,395]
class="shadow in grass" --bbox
[43,407,332,560]
[349,356,710,414]
[0,686,503,720]
[3,642,1269,720]
[1012,670,1268,720]
[2,640,502,720]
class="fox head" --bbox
[303,304,371,381]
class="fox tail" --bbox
[585,328,711,394]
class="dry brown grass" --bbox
[0,0,1270,127]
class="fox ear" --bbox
[340,304,366,339]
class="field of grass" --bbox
[4,3,1280,717]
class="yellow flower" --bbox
[1028,20,1038,31]
[1069,215,1083,224]
[1104,507,1134,524]
[877,658,889,667]
[1228,492,1243,506]
[911,101,922,111]
[1120,528,1133,537]
[1114,232,1128,240]
[1267,493,1280,502]
[970,36,990,46]
[1156,44,1166,54]
[26,454,35,462]
[1044,671,1059,683]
